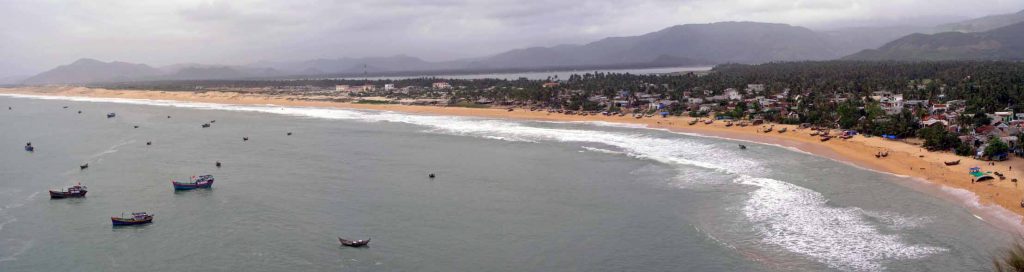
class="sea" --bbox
[0,93,1018,272]
[323,66,713,81]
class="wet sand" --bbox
[4,86,1023,230]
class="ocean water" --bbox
[0,94,1016,271]
[324,66,712,80]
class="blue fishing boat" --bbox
[111,212,153,226]
[172,175,214,190]
[24,142,34,152]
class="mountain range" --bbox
[19,9,1024,85]
[844,21,1024,61]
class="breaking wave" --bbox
[738,176,945,271]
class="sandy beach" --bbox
[5,86,1024,229]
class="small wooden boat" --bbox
[107,113,116,118]
[810,131,819,136]
[146,141,152,146]
[112,212,153,226]
[201,123,211,128]
[215,161,221,168]
[944,160,960,166]
[820,136,832,142]
[210,120,216,123]
[78,110,82,114]
[172,175,214,190]
[167,115,171,118]
[133,125,139,129]
[704,119,713,125]
[242,137,249,141]
[725,122,734,127]
[50,183,88,198]
[739,144,747,150]
[688,119,698,125]
[339,237,370,247]
[24,142,34,152]
[763,127,773,133]
[62,106,69,109]
[80,163,89,170]
[778,128,787,133]
[429,173,435,178]
[880,152,889,158]
[287,132,292,136]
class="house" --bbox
[930,104,948,114]
[724,88,742,100]
[542,82,560,88]
[384,84,396,91]
[745,84,765,95]
[432,82,452,89]
[335,85,351,92]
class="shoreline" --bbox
[4,86,1024,231]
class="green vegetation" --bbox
[993,239,1024,272]
[985,138,1010,156]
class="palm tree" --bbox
[993,239,1024,272]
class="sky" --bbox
[1,0,1022,77]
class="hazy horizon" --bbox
[2,0,1023,78]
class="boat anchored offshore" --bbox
[172,175,214,190]
[112,212,153,226]
[50,183,88,198]
[107,113,116,118]
[339,237,370,247]
[24,142,34,152]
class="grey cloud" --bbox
[0,0,1022,78]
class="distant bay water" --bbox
[0,93,1015,272]
[323,66,713,81]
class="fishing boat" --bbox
[111,212,153,226]
[429,173,435,178]
[201,123,211,128]
[107,113,116,118]
[242,137,248,141]
[688,119,698,125]
[810,131,819,136]
[763,126,773,133]
[50,183,88,198]
[778,127,787,133]
[338,237,370,247]
[738,144,747,150]
[287,132,292,136]
[944,160,961,166]
[172,175,214,190]
[820,136,832,142]
[80,163,88,170]
[704,119,713,125]
[24,142,34,152]
[725,122,733,127]
[971,167,995,182]
[215,161,221,168]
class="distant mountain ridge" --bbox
[936,10,1024,33]
[843,21,1024,61]
[22,11,1024,85]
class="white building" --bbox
[724,88,742,100]
[384,84,395,91]
[432,82,452,89]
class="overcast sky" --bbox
[1,0,1022,77]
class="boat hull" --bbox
[172,180,213,190]
[49,190,86,198]
[111,216,153,226]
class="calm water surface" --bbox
[0,94,1014,271]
